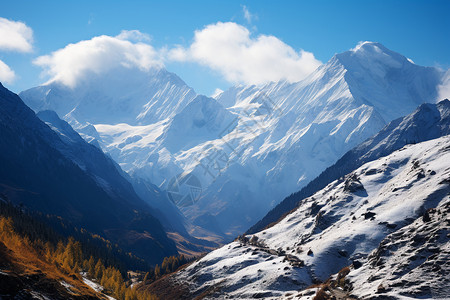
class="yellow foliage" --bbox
[0,216,158,300]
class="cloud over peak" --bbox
[33,24,322,89]
[34,32,163,88]
[169,22,321,85]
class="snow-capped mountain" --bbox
[217,42,441,123]
[158,134,450,299]
[20,42,446,239]
[249,99,450,234]
[20,66,196,126]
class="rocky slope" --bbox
[151,135,450,299]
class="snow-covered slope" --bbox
[249,99,450,234]
[346,195,449,299]
[20,42,446,238]
[166,135,450,299]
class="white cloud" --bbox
[116,30,151,42]
[168,22,321,85]
[0,17,33,52]
[34,32,163,87]
[0,59,16,84]
[242,5,254,23]
[438,70,450,101]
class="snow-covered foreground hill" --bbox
[20,42,445,239]
[346,195,449,299]
[163,135,450,299]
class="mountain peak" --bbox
[321,41,443,123]
[334,41,412,71]
[351,41,388,53]
[20,66,197,126]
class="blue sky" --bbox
[1,0,449,95]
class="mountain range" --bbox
[143,102,450,299]
[19,42,446,240]
[0,40,449,299]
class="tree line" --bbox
[0,198,157,299]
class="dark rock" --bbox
[368,274,381,282]
[376,283,386,293]
[417,171,426,179]
[365,169,378,175]
[386,223,397,229]
[352,260,362,269]
[438,177,450,185]
[344,174,365,193]
[249,235,259,244]
[363,211,376,219]
[310,203,323,216]
[253,292,273,298]
[428,247,440,253]
[422,210,431,222]
[412,234,426,245]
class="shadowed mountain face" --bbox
[0,82,177,264]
